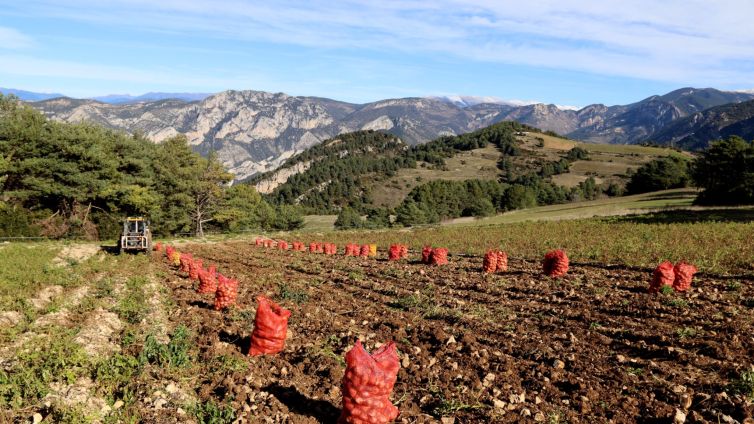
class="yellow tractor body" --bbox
[120,217,152,252]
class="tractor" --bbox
[119,217,152,253]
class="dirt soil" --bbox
[155,241,754,424]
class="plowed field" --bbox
[158,241,754,423]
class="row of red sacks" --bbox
[252,238,700,291]
[161,244,292,356]
[157,242,399,423]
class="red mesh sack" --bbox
[278,241,289,250]
[165,245,174,258]
[421,246,433,264]
[291,242,302,251]
[248,295,291,356]
[673,262,697,292]
[339,340,400,424]
[179,253,193,273]
[496,251,508,272]
[543,249,569,278]
[197,266,217,294]
[329,243,339,255]
[152,242,163,252]
[360,245,370,257]
[266,240,275,248]
[344,244,356,256]
[430,248,448,266]
[255,238,263,247]
[189,259,203,280]
[483,250,498,273]
[388,245,401,261]
[648,261,675,293]
[214,274,239,310]
[399,245,408,259]
[309,242,317,253]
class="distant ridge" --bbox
[91,92,213,104]
[16,86,754,180]
[0,87,66,101]
[0,88,212,104]
[651,99,754,149]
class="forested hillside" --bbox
[0,94,302,239]
[251,121,654,227]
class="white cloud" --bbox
[0,26,33,49]
[5,1,754,87]
[0,54,266,94]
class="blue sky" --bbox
[1,0,753,107]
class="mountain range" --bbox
[651,99,754,149]
[0,88,212,104]
[9,87,754,180]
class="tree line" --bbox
[0,94,302,239]
[625,135,754,205]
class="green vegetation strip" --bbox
[291,217,754,275]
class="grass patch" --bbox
[192,400,236,424]
[388,294,421,311]
[0,329,90,409]
[432,398,486,416]
[115,277,149,324]
[139,325,193,368]
[93,353,141,401]
[277,283,309,305]
[209,354,249,376]
[311,334,346,366]
[730,370,754,400]
[0,243,74,311]
[47,404,94,424]
[675,327,697,339]
[727,280,742,291]
[665,298,690,309]
[626,367,644,376]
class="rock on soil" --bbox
[65,286,90,307]
[74,308,123,357]
[45,377,110,418]
[145,280,170,343]
[0,311,23,328]
[30,285,63,310]
[52,244,101,267]
[33,309,72,328]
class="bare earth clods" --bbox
[29,285,63,310]
[74,308,123,357]
[157,242,754,423]
[52,244,101,267]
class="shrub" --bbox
[626,156,690,194]
[693,136,754,205]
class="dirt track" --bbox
[157,241,754,423]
